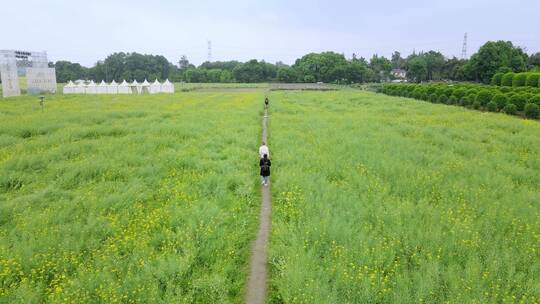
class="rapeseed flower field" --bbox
[0,92,262,303]
[269,90,539,303]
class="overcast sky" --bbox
[1,0,539,67]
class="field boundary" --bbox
[245,106,271,304]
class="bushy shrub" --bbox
[530,95,540,106]
[461,94,476,107]
[443,87,454,97]
[503,103,517,115]
[472,100,482,109]
[466,88,479,96]
[426,86,437,96]
[499,86,511,93]
[501,72,514,86]
[452,88,467,100]
[526,73,540,87]
[510,94,527,111]
[512,73,528,87]
[429,93,438,103]
[492,94,508,110]
[524,103,540,118]
[434,87,446,97]
[448,96,457,105]
[487,101,498,112]
[476,90,493,106]
[437,94,448,104]
[491,73,504,86]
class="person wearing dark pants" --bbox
[259,154,271,186]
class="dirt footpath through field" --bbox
[245,106,271,304]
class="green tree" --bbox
[391,51,405,69]
[406,57,428,83]
[423,51,445,81]
[369,55,392,82]
[293,52,349,83]
[277,67,299,83]
[464,41,528,83]
[528,52,540,69]
[54,61,88,82]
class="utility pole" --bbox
[207,40,212,62]
[461,33,468,59]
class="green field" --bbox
[268,91,540,303]
[0,93,262,303]
[1,89,539,303]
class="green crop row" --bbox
[379,83,540,119]
[491,72,540,87]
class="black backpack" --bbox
[261,160,270,171]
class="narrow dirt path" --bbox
[245,106,271,304]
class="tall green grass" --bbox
[269,91,540,303]
[0,92,263,303]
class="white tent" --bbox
[149,79,162,94]
[118,80,130,94]
[141,79,150,94]
[63,81,75,94]
[97,80,108,94]
[108,80,118,94]
[130,80,141,94]
[85,80,97,94]
[75,82,86,94]
[161,79,174,93]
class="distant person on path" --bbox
[259,142,269,159]
[260,154,271,186]
[264,97,269,109]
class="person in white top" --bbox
[259,142,269,159]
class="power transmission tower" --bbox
[461,33,468,59]
[207,40,212,62]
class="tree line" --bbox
[52,41,540,84]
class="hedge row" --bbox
[492,72,540,87]
[379,83,540,119]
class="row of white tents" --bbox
[63,79,174,94]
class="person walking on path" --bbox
[259,142,269,159]
[264,97,269,109]
[260,154,271,186]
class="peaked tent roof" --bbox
[110,80,118,85]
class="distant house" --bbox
[391,68,407,79]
